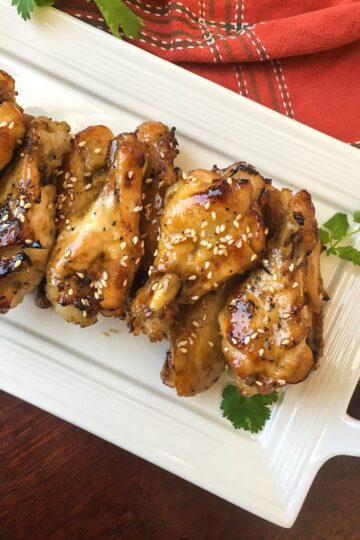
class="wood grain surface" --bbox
[1,388,359,540]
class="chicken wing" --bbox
[0,71,26,171]
[46,132,147,326]
[130,162,268,341]
[219,189,326,396]
[136,122,179,275]
[0,116,71,312]
[161,279,238,396]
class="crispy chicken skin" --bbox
[136,122,179,274]
[130,162,268,341]
[161,280,238,396]
[46,132,147,326]
[219,189,326,396]
[0,116,71,313]
[0,71,26,171]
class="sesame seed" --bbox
[78,140,86,147]
[76,272,85,278]
[236,214,242,221]
[211,211,216,220]
[251,254,258,261]
[128,170,134,179]
[179,348,188,354]
[232,337,237,345]
[82,310,87,318]
[281,339,290,346]
[188,274,197,281]
[84,172,91,177]
[272,273,278,280]
[70,176,77,183]
[14,259,22,268]
[277,379,286,386]
[282,313,291,319]
[101,279,107,287]
[85,183,92,191]
[68,288,73,295]
[246,225,250,234]
[244,336,251,345]
[259,348,264,357]
[224,347,229,352]
[289,263,295,272]
[227,178,232,185]
[132,236,139,245]
[123,278,128,286]
[25,238,32,244]
[233,220,239,228]
[134,206,142,212]
[192,320,200,327]
[102,271,108,280]
[263,259,269,265]
[269,286,274,293]
[24,202,31,209]
[2,223,9,229]
[204,261,210,269]
[191,296,199,301]
[265,228,269,235]
[135,257,141,265]
[208,341,214,347]
[0,121,8,128]
[2,214,8,222]
[179,340,187,346]
[81,299,87,306]
[66,225,71,231]
[236,240,243,248]
[145,177,153,184]
[242,234,247,242]
[151,283,158,291]
[8,121,14,130]
[257,328,265,334]
[120,241,126,250]
[204,201,210,210]
[215,225,221,234]
[159,151,165,159]
[94,147,101,153]
[220,224,226,233]
[250,332,257,339]
[292,282,299,289]
[18,214,25,223]
[201,221,208,229]
[207,271,212,280]
[182,171,187,180]
[65,249,71,258]
[94,292,99,300]
[19,199,25,208]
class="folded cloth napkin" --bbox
[56,0,360,145]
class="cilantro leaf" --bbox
[336,246,360,266]
[95,0,141,38]
[353,210,360,224]
[319,228,330,245]
[220,385,278,433]
[323,212,349,240]
[12,0,35,20]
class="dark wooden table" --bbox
[1,388,359,540]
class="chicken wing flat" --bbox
[0,116,71,313]
[136,122,179,274]
[130,162,268,341]
[161,279,238,396]
[219,188,326,396]
[0,71,26,171]
[46,132,147,326]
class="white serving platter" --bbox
[0,0,359,527]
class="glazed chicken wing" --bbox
[161,279,238,396]
[130,162,268,341]
[219,189,326,396]
[0,116,71,312]
[46,132,147,326]
[0,71,26,171]
[136,122,179,275]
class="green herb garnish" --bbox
[220,385,278,433]
[12,0,142,38]
[320,211,360,266]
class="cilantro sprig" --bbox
[11,0,142,38]
[320,211,360,266]
[220,385,278,433]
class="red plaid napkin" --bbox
[56,1,360,146]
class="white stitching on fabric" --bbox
[274,59,295,118]
[198,0,223,62]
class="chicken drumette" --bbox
[0,116,71,312]
[136,121,179,276]
[130,162,268,341]
[46,132,147,326]
[0,71,26,171]
[219,189,326,396]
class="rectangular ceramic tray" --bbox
[0,0,359,527]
